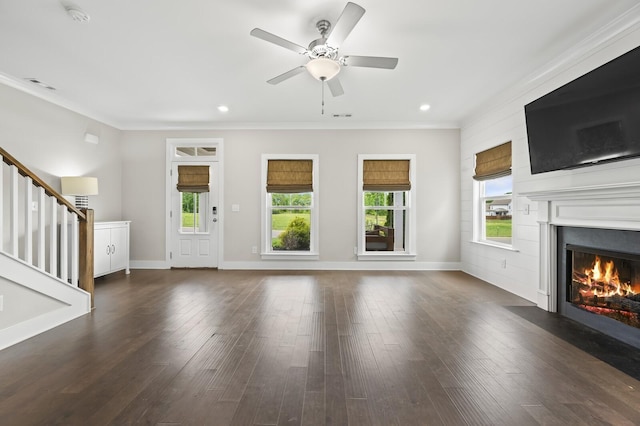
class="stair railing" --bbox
[0,147,95,307]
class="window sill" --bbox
[470,240,519,252]
[357,252,417,261]
[261,252,319,260]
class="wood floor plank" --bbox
[305,350,324,393]
[301,390,324,426]
[252,344,294,424]
[277,367,307,426]
[1,269,640,425]
[220,336,268,402]
[345,398,373,426]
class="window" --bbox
[473,141,513,247]
[175,146,217,157]
[261,155,319,258]
[478,175,512,245]
[357,155,416,258]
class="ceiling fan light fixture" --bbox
[306,58,340,81]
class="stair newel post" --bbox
[79,208,95,308]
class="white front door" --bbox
[170,162,219,268]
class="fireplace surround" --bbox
[523,182,640,348]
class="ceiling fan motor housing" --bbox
[308,38,338,59]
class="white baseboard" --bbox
[130,260,170,270]
[220,260,462,271]
[130,259,462,271]
[0,306,88,351]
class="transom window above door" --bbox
[175,146,217,158]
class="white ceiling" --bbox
[0,0,638,130]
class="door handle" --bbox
[212,218,218,222]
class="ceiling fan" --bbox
[250,2,398,98]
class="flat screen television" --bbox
[524,44,640,174]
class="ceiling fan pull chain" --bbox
[321,78,325,115]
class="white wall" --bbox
[121,129,461,268]
[0,83,123,222]
[0,83,122,339]
[460,16,640,302]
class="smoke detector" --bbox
[62,2,90,23]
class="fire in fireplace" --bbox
[569,245,640,329]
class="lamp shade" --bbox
[61,176,99,196]
[306,58,340,81]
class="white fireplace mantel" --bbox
[520,182,640,312]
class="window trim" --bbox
[261,154,319,259]
[357,154,417,259]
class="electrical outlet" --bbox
[501,259,507,269]
[0,295,4,312]
[32,201,38,212]
[524,204,530,215]
[353,246,358,255]
[251,246,258,254]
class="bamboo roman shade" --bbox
[473,141,512,181]
[363,160,411,191]
[177,165,210,193]
[266,159,313,193]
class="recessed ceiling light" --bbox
[419,104,431,111]
[217,105,229,113]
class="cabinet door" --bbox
[109,226,128,272]
[94,228,112,277]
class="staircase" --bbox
[0,147,93,350]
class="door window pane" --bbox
[181,192,208,233]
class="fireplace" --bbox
[558,226,640,349]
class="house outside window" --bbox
[261,154,319,259]
[357,154,417,259]
[473,141,513,247]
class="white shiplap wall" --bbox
[460,9,640,303]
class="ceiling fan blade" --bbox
[326,2,365,48]
[343,55,398,69]
[327,78,344,97]
[267,66,307,85]
[250,28,308,54]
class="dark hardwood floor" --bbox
[1,269,640,425]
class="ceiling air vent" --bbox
[24,78,56,90]
[63,2,90,22]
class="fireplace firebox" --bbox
[568,245,640,328]
[558,227,640,349]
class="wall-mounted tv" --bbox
[524,45,640,175]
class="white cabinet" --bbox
[94,221,130,278]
